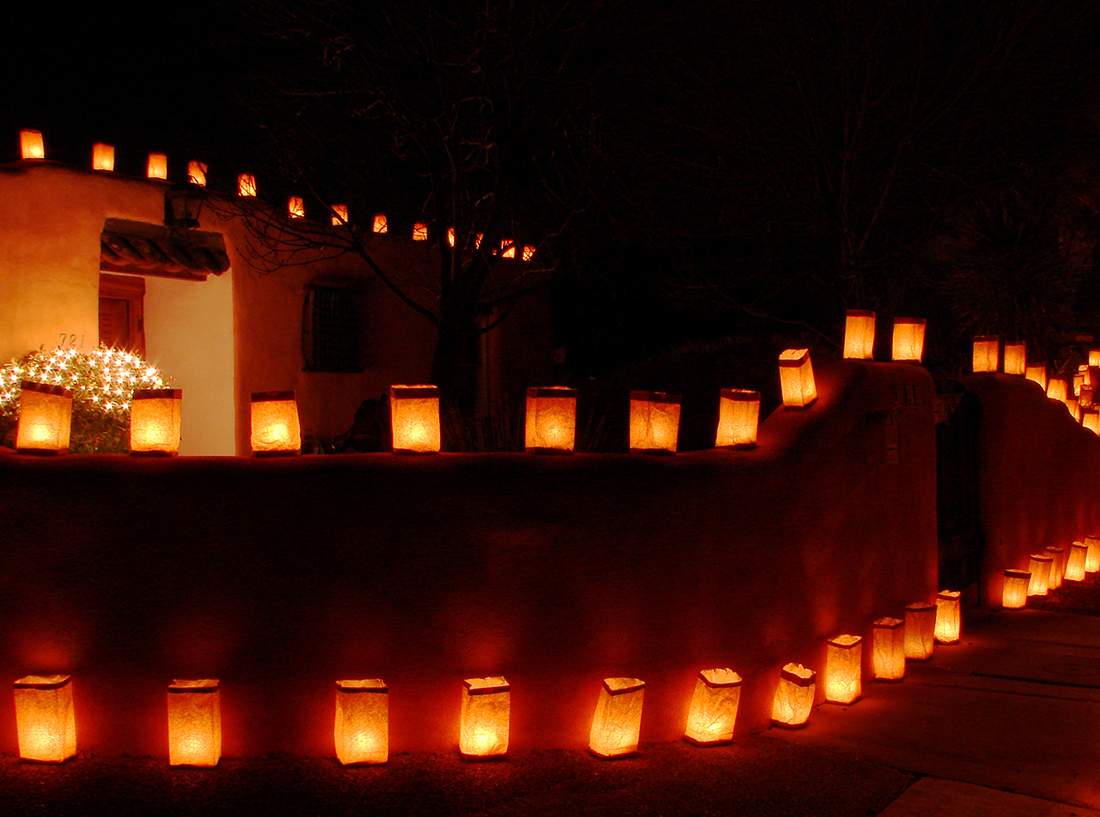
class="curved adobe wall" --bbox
[965,374,1100,608]
[0,360,936,757]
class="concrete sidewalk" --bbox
[771,608,1100,816]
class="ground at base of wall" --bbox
[0,736,913,817]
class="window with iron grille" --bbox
[303,284,360,372]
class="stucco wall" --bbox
[0,360,938,758]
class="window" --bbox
[303,284,360,372]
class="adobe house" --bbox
[0,154,551,454]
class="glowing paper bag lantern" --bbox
[589,677,644,758]
[459,677,509,758]
[20,129,44,159]
[935,590,961,644]
[372,214,388,234]
[1047,378,1068,403]
[843,310,875,360]
[1044,546,1065,590]
[501,239,516,259]
[715,389,760,449]
[771,664,815,728]
[1067,397,1081,422]
[825,635,862,705]
[1026,554,1052,596]
[188,161,207,186]
[13,675,76,762]
[413,222,428,241]
[1083,409,1100,434]
[1081,387,1094,409]
[1025,364,1048,391]
[1003,341,1026,376]
[1002,570,1031,609]
[1075,369,1088,396]
[891,318,926,363]
[130,388,182,456]
[238,174,257,197]
[250,391,301,456]
[288,196,305,219]
[904,602,936,661]
[168,679,221,767]
[525,386,577,453]
[629,390,681,454]
[92,142,115,171]
[1086,535,1100,573]
[779,349,817,407]
[1066,543,1088,582]
[147,153,168,180]
[16,381,72,454]
[447,227,455,247]
[331,204,348,226]
[1091,349,1100,368]
[972,336,999,373]
[334,679,388,765]
[684,668,741,745]
[523,245,536,262]
[872,617,906,681]
[390,385,441,453]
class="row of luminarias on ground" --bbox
[10,595,960,766]
[16,130,533,256]
[1001,535,1100,609]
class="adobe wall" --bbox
[0,360,938,758]
[964,374,1100,608]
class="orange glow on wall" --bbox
[1002,569,1030,609]
[250,391,301,456]
[238,174,257,197]
[147,153,168,180]
[684,668,741,745]
[872,617,905,681]
[891,318,926,363]
[130,388,182,456]
[716,389,760,449]
[188,161,207,186]
[1027,553,1052,596]
[779,349,817,407]
[372,214,388,233]
[1044,546,1065,590]
[825,635,862,705]
[1066,543,1088,582]
[589,677,644,758]
[771,663,815,728]
[390,385,441,453]
[334,679,388,765]
[1003,341,1026,376]
[525,386,577,453]
[1025,364,1047,391]
[972,336,999,373]
[92,143,115,171]
[843,310,875,360]
[459,677,510,758]
[904,602,936,661]
[1086,535,1100,573]
[331,204,348,226]
[629,390,681,454]
[934,590,961,644]
[168,679,221,767]
[413,223,428,241]
[13,675,76,762]
[1047,378,1068,403]
[1084,409,1100,434]
[17,381,72,454]
[288,196,305,219]
[20,129,45,159]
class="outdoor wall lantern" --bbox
[373,214,388,234]
[843,310,875,360]
[715,388,760,449]
[334,679,388,765]
[413,223,428,241]
[147,153,168,180]
[168,679,221,767]
[1044,546,1065,590]
[250,391,301,456]
[130,388,182,456]
[904,602,936,661]
[1003,341,1026,376]
[872,617,906,681]
[1066,543,1088,582]
[1025,364,1048,391]
[771,664,815,728]
[238,174,257,197]
[525,386,577,453]
[629,390,681,454]
[187,161,207,187]
[13,675,76,762]
[16,381,72,454]
[1086,534,1100,573]
[331,204,348,226]
[20,129,44,159]
[935,590,961,645]
[891,318,926,363]
[779,348,817,407]
[825,635,862,705]
[1002,569,1031,609]
[92,143,114,171]
[1026,553,1053,596]
[459,677,510,759]
[684,668,741,745]
[390,385,441,453]
[288,196,305,219]
[589,677,645,758]
[972,336,999,373]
